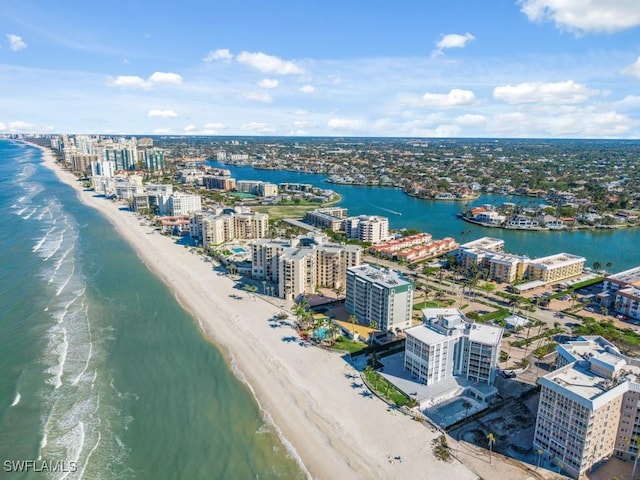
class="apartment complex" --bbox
[344,215,390,244]
[599,267,640,321]
[251,234,361,300]
[303,207,348,231]
[193,210,268,246]
[534,336,640,479]
[158,193,202,216]
[345,264,413,333]
[236,180,278,197]
[457,237,585,284]
[404,308,502,388]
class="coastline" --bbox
[37,145,537,480]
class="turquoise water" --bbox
[209,161,640,272]
[233,247,246,254]
[0,141,304,479]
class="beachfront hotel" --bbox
[345,264,413,333]
[190,209,268,246]
[251,234,361,300]
[534,336,640,479]
[158,192,202,216]
[404,309,503,388]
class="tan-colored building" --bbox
[526,253,585,283]
[251,234,361,300]
[200,211,268,246]
[534,336,640,479]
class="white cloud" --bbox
[152,128,172,134]
[455,114,487,127]
[148,109,178,118]
[327,118,363,130]
[258,78,279,89]
[294,120,317,129]
[148,71,183,85]
[420,89,477,108]
[299,84,315,93]
[622,56,640,79]
[241,122,275,134]
[107,75,151,89]
[243,92,274,103]
[493,80,599,104]
[433,33,475,56]
[107,71,182,89]
[184,124,197,133]
[0,120,35,132]
[519,0,640,34]
[6,34,27,52]
[237,51,304,75]
[204,48,233,62]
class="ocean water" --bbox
[0,140,304,479]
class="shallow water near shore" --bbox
[0,140,304,479]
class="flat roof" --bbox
[608,266,640,286]
[459,237,504,250]
[513,280,545,292]
[348,264,411,289]
[530,252,586,269]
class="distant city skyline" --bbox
[1,0,640,138]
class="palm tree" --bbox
[535,448,543,470]
[261,280,267,294]
[486,432,495,464]
[462,400,472,420]
[349,314,357,340]
[606,261,614,273]
[592,260,602,272]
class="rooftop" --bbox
[348,264,411,289]
[529,252,586,269]
[607,266,640,286]
[459,236,504,251]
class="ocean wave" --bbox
[10,391,21,407]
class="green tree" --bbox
[487,432,496,465]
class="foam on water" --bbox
[34,225,57,253]
[10,392,21,407]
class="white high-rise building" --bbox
[404,309,502,387]
[344,215,390,244]
[159,193,202,216]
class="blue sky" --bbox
[1,0,640,138]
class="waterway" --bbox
[208,161,639,272]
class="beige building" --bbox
[251,234,361,300]
[457,238,584,285]
[526,253,585,283]
[197,210,268,246]
[534,336,640,479]
[303,207,348,231]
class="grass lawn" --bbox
[332,336,366,354]
[252,203,320,221]
[413,301,447,310]
[363,367,415,407]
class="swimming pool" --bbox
[232,247,246,254]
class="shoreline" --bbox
[36,144,541,480]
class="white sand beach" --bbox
[39,147,544,480]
